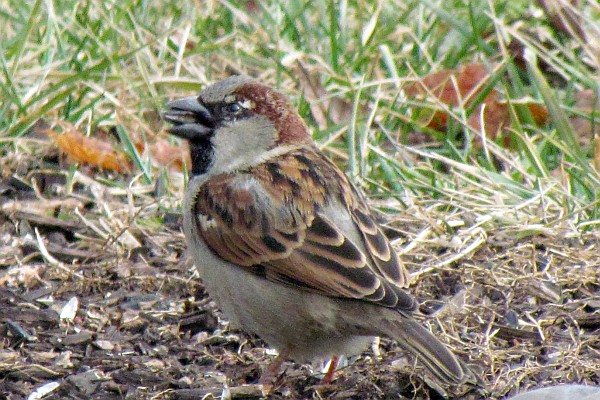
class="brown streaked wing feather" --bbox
[264,244,416,310]
[201,222,267,266]
[350,202,410,288]
[274,212,415,311]
[195,172,307,267]
[194,148,415,311]
[302,214,366,268]
[291,228,380,298]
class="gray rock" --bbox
[506,385,600,400]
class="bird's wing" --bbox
[192,148,415,311]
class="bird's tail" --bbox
[345,308,468,384]
[377,315,470,385]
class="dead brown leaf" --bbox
[42,124,132,174]
[405,63,549,146]
[404,63,507,141]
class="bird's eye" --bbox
[227,102,242,113]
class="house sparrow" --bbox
[163,75,469,385]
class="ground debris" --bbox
[1,161,599,400]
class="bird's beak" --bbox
[163,96,215,140]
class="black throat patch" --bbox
[189,138,214,175]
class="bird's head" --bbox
[163,75,310,176]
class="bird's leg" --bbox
[321,355,339,384]
[259,347,291,386]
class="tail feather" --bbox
[379,316,469,385]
